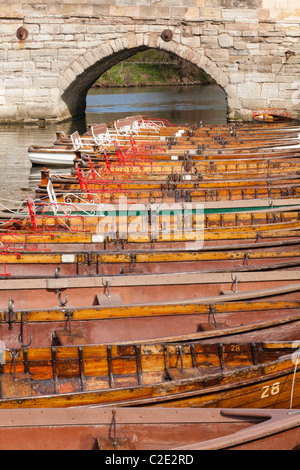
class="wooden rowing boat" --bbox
[28,140,300,166]
[29,134,300,166]
[35,161,300,204]
[7,197,300,235]
[77,124,300,150]
[0,406,299,450]
[77,151,300,174]
[42,165,300,185]
[252,108,298,124]
[1,339,300,409]
[60,121,300,146]
[1,219,300,255]
[18,213,300,247]
[36,181,300,204]
[77,148,300,169]
[0,269,300,309]
[1,238,300,278]
[3,291,300,348]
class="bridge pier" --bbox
[1,1,300,123]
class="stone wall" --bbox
[0,0,300,122]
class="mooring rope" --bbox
[0,197,28,226]
[290,345,300,409]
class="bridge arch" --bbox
[58,33,231,121]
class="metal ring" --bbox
[16,27,28,40]
[161,30,173,42]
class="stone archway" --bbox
[57,33,231,121]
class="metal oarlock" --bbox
[234,274,238,294]
[106,280,110,298]
[63,309,74,336]
[9,349,20,382]
[56,289,68,307]
[79,251,97,276]
[208,304,217,327]
[109,410,117,446]
[18,312,32,348]
[6,299,17,330]
[55,266,61,278]
[178,345,184,373]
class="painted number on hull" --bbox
[261,382,281,399]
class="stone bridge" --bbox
[1,0,300,123]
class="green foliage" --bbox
[94,49,213,88]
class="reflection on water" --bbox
[87,84,227,127]
[0,84,227,205]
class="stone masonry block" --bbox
[237,82,261,99]
[261,82,279,98]
[218,33,234,48]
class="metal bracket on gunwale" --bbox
[105,280,110,298]
[231,274,238,294]
[56,289,68,307]
[5,299,17,330]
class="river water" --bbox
[0,84,227,206]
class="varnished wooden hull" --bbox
[3,203,300,239]
[1,221,300,256]
[28,142,300,167]
[36,170,300,205]
[62,126,300,149]
[1,341,300,410]
[35,184,300,205]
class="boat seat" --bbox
[71,131,84,151]
[127,115,143,122]
[120,266,145,274]
[91,124,109,146]
[0,373,31,398]
[96,293,123,307]
[91,123,107,135]
[165,367,202,380]
[219,289,243,296]
[55,328,87,345]
[197,322,230,332]
[96,437,136,450]
[114,118,135,135]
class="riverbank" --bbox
[93,49,213,88]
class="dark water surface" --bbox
[0,84,227,205]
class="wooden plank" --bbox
[1,291,300,326]
[97,437,136,450]
[55,328,87,346]
[0,269,298,291]
[0,373,31,399]
[78,347,86,392]
[107,345,114,388]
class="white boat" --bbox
[27,145,76,166]
[28,131,95,166]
